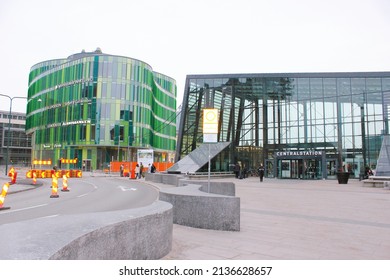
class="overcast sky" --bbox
[1,0,390,113]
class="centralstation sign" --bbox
[275,150,323,157]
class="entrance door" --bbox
[265,159,274,178]
[82,159,92,171]
[281,160,291,178]
[327,159,337,178]
[304,159,322,179]
[279,159,302,179]
[290,160,301,179]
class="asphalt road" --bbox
[0,176,159,225]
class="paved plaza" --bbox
[3,170,390,260]
[159,177,390,260]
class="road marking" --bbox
[0,203,47,214]
[39,214,59,219]
[77,193,88,198]
[118,186,137,191]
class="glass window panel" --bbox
[366,78,381,93]
[323,78,337,97]
[310,78,323,100]
[382,77,390,91]
[297,78,310,102]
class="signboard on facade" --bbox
[275,150,324,158]
[137,149,154,167]
[203,108,218,143]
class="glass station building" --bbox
[26,49,176,171]
[176,72,390,179]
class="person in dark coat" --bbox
[234,163,240,178]
[258,164,265,182]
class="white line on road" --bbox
[118,186,137,191]
[0,203,48,214]
[77,193,89,198]
[39,214,59,219]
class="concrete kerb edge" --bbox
[49,201,173,260]
[0,201,173,260]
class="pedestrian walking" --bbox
[258,164,265,182]
[234,163,240,178]
[139,163,144,178]
[120,164,124,177]
[135,164,140,179]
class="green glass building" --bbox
[26,48,176,171]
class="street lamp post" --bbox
[0,94,27,175]
[117,135,120,161]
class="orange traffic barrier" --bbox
[61,174,69,192]
[50,173,59,198]
[8,167,17,184]
[0,182,10,210]
[26,169,84,179]
[32,171,37,185]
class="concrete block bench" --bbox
[362,176,390,188]
[146,172,240,231]
[159,184,240,231]
[177,179,236,196]
[0,201,173,260]
[187,172,235,180]
[145,172,185,185]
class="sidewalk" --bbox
[159,177,390,260]
[3,170,390,259]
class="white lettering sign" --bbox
[275,151,323,157]
[55,78,93,89]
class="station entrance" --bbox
[274,150,326,179]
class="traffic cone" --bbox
[12,171,17,184]
[32,171,37,185]
[0,182,11,210]
[8,167,17,184]
[61,174,69,192]
[50,173,59,198]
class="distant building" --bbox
[26,49,176,171]
[0,110,31,166]
[177,72,390,179]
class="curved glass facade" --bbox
[26,49,176,170]
[177,72,390,179]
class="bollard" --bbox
[50,173,59,198]
[61,174,69,192]
[8,167,17,184]
[0,183,11,210]
[32,171,37,185]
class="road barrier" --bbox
[50,173,59,198]
[32,171,37,185]
[8,167,17,184]
[0,183,10,210]
[26,169,82,179]
[61,174,69,192]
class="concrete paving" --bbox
[156,177,390,260]
[3,169,390,260]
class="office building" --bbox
[0,110,31,167]
[26,49,176,171]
